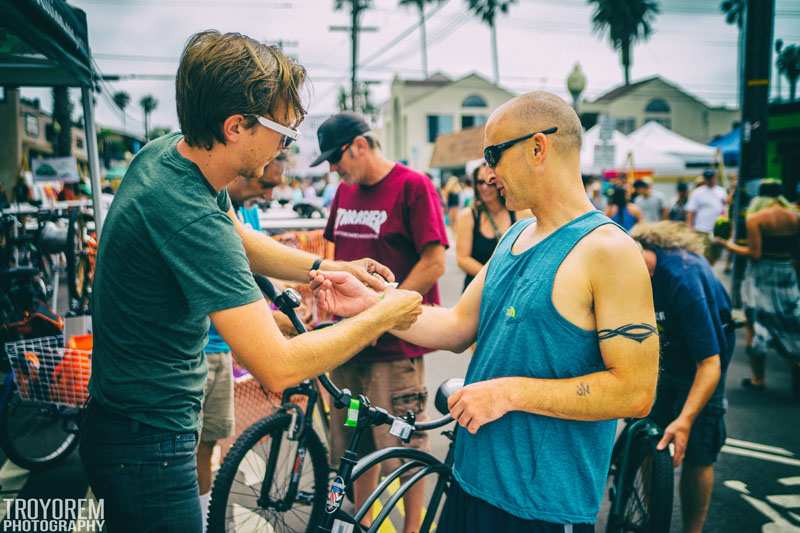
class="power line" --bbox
[73,0,291,6]
[359,0,450,68]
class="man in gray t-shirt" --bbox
[634,179,666,223]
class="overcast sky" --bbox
[23,0,800,138]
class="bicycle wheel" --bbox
[208,411,328,533]
[608,436,673,533]
[66,209,87,305]
[0,394,79,471]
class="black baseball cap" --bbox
[311,112,371,167]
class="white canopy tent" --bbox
[581,125,687,176]
[628,121,716,167]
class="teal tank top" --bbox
[453,210,619,524]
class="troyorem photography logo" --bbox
[2,498,104,532]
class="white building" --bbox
[379,72,515,172]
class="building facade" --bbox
[380,73,515,172]
[0,88,88,194]
[580,76,739,143]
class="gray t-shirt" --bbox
[634,192,665,222]
[91,132,262,433]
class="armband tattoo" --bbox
[597,323,657,343]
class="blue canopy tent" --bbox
[709,126,741,167]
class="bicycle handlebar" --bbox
[253,274,454,434]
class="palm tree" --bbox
[51,87,73,156]
[720,0,744,102]
[588,0,660,86]
[399,0,446,79]
[777,43,800,101]
[720,0,744,27]
[112,91,131,131]
[139,95,158,139]
[466,0,517,84]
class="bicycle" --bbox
[0,335,89,471]
[65,207,97,314]
[210,276,673,532]
[208,276,458,533]
[605,417,674,533]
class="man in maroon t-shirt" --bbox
[312,112,448,532]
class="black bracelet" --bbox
[311,257,324,271]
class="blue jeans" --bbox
[79,402,202,533]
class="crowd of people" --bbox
[71,29,800,533]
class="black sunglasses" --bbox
[328,143,351,165]
[483,127,558,168]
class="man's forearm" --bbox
[391,305,473,352]
[499,370,655,422]
[399,251,445,295]
[241,227,318,282]
[677,356,721,422]
[457,256,483,277]
[268,307,394,390]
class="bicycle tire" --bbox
[208,410,328,533]
[607,436,673,533]
[0,394,79,471]
[66,208,85,304]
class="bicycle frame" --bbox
[351,440,455,533]
[315,399,455,533]
[256,378,326,512]
[249,275,454,533]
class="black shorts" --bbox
[650,387,727,466]
[438,478,594,533]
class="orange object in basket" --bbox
[67,334,93,351]
[51,347,91,405]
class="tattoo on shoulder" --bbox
[577,383,590,397]
[597,323,657,343]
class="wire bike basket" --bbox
[4,335,91,408]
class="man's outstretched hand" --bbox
[310,270,380,317]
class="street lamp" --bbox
[567,63,587,113]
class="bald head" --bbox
[488,91,582,156]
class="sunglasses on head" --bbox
[483,127,558,168]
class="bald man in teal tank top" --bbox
[311,91,660,532]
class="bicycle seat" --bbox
[434,378,464,415]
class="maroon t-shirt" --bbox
[324,163,449,362]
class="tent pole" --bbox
[81,87,105,237]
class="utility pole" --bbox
[331,0,377,112]
[266,39,299,61]
[732,0,775,305]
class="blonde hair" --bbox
[630,221,705,256]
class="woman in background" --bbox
[456,163,517,290]
[442,176,462,227]
[606,185,642,232]
[718,180,800,397]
